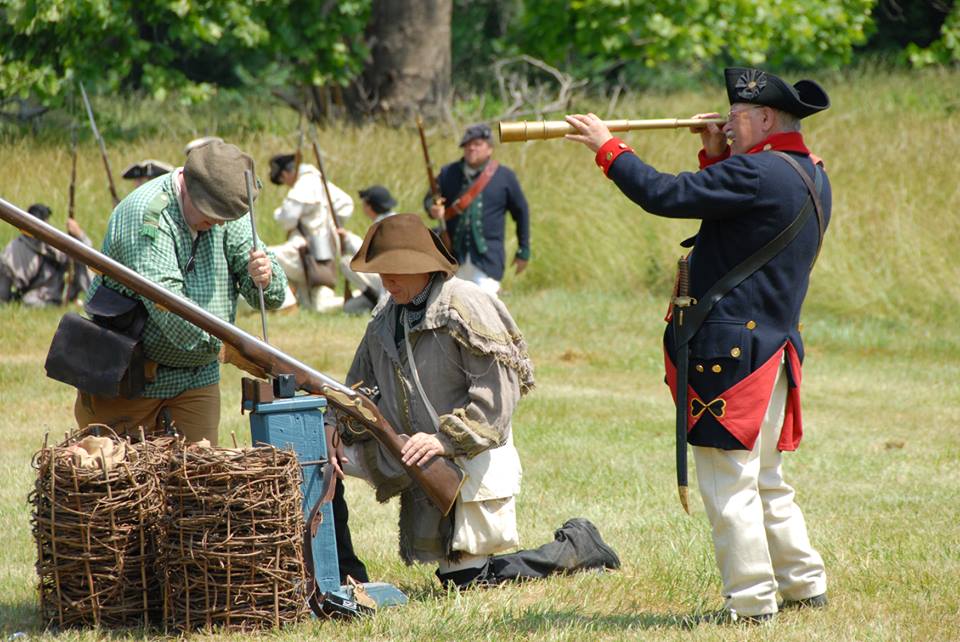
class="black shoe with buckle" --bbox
[781,592,828,610]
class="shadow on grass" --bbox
[496,607,726,633]
[0,600,40,635]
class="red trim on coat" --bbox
[746,131,810,156]
[663,342,805,451]
[595,137,634,176]
[698,133,825,169]
[706,346,784,449]
[698,147,730,169]
[778,341,804,451]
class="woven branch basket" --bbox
[30,426,169,629]
[162,444,310,632]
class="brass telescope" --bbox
[499,117,726,143]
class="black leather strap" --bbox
[677,154,824,347]
[772,151,826,266]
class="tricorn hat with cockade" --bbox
[724,68,830,119]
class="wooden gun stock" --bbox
[0,196,464,516]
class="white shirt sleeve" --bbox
[273,199,306,232]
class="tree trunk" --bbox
[341,0,452,122]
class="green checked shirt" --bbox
[89,171,287,398]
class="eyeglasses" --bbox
[726,106,763,122]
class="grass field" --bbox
[1,68,959,640]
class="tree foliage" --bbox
[906,2,960,67]
[454,0,877,88]
[2,0,957,113]
[0,0,371,104]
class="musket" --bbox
[499,117,726,143]
[78,82,120,206]
[416,115,453,250]
[0,196,465,516]
[672,255,695,514]
[62,119,79,305]
[68,120,78,221]
[307,125,350,300]
[417,115,442,205]
[294,111,304,175]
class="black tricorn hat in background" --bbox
[269,153,297,185]
[724,68,830,119]
[121,159,174,180]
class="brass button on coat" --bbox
[730,347,742,358]
[711,364,722,373]
[695,364,704,373]
[746,320,757,330]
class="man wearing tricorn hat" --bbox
[267,151,355,312]
[121,159,174,188]
[425,123,531,296]
[325,214,619,588]
[338,185,398,315]
[73,140,287,445]
[566,68,831,621]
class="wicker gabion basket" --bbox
[30,427,170,629]
[162,444,310,632]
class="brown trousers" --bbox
[74,383,221,445]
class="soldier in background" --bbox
[340,185,398,315]
[425,124,531,297]
[0,203,92,306]
[267,152,354,313]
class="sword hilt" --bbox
[674,256,695,323]
[677,255,690,298]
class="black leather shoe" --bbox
[781,592,828,609]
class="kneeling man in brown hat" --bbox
[326,214,620,587]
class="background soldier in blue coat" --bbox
[565,67,831,623]
[425,124,531,296]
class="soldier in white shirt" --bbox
[267,153,354,312]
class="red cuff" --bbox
[698,147,730,169]
[595,138,633,176]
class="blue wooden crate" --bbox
[248,394,340,595]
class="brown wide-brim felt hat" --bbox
[350,213,458,278]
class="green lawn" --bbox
[1,67,959,639]
[0,291,957,641]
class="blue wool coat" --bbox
[427,160,531,281]
[601,135,831,450]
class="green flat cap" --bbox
[183,140,258,221]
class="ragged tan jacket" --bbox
[336,276,534,564]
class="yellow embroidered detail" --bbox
[691,397,726,419]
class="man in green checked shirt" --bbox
[74,141,287,445]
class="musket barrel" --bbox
[498,117,726,142]
[0,196,463,515]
